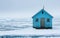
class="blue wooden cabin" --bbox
[32,9,53,29]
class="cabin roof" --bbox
[32,9,53,18]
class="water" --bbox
[0,18,60,38]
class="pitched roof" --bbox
[32,9,53,18]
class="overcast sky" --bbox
[0,0,60,19]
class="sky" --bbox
[0,0,60,19]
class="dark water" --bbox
[0,35,60,38]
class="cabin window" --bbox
[47,19,50,22]
[36,18,38,22]
[42,11,44,14]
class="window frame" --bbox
[47,18,50,22]
[36,18,38,22]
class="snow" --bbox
[0,27,60,36]
[0,18,60,37]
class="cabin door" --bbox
[40,18,45,28]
